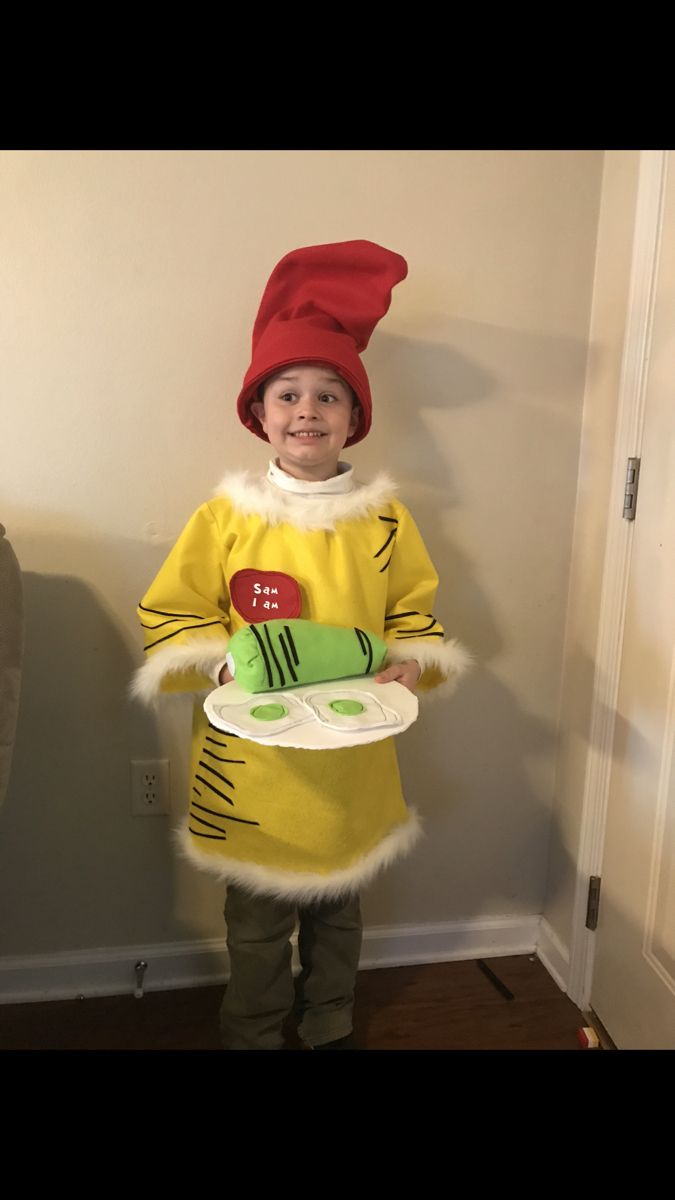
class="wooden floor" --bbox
[0,955,594,1051]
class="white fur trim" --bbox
[173,807,424,903]
[129,635,230,705]
[212,469,399,531]
[385,637,475,701]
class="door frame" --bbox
[567,149,669,1009]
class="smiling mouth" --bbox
[290,431,326,438]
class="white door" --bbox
[590,152,675,1049]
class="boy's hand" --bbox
[218,664,233,686]
[374,659,421,692]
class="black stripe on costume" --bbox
[202,749,246,765]
[193,788,202,797]
[205,736,229,749]
[144,620,224,651]
[141,618,197,632]
[208,723,239,738]
[191,800,260,827]
[191,813,230,836]
[354,628,373,673]
[189,828,228,840]
[250,623,273,688]
[263,623,285,687]
[278,633,298,683]
[378,516,398,525]
[394,631,444,639]
[379,553,393,574]
[363,631,373,673]
[139,604,206,620]
[374,528,397,559]
[198,760,235,790]
[395,616,440,635]
[195,775,235,806]
[284,625,300,666]
[385,612,420,622]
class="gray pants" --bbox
[220,883,363,1050]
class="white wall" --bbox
[0,150,603,963]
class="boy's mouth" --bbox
[290,431,326,438]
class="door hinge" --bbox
[586,876,601,930]
[622,457,641,520]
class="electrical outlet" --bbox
[131,759,170,816]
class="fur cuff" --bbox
[129,635,230,705]
[385,637,475,700]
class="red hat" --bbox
[236,239,408,447]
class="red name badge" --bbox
[229,569,302,623]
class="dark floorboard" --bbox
[0,955,592,1050]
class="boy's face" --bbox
[249,363,360,481]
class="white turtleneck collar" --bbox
[266,458,355,496]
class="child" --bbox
[131,240,472,1050]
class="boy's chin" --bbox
[276,447,342,480]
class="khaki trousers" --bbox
[220,882,363,1050]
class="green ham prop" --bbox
[225,619,388,694]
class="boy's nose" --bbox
[296,395,322,417]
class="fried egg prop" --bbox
[204,678,418,749]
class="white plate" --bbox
[203,675,419,749]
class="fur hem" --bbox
[172,808,425,903]
[129,635,230,705]
[385,637,475,701]
[211,469,399,530]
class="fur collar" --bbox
[211,469,399,531]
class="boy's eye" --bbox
[276,391,339,403]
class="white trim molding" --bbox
[537,918,571,994]
[568,149,669,1010]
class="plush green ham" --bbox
[226,619,388,693]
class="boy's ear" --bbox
[250,398,266,428]
[348,402,361,437]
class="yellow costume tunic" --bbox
[131,462,472,902]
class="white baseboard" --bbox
[360,914,541,970]
[0,913,549,1005]
[0,940,230,1005]
[536,917,571,992]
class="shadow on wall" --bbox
[371,672,560,925]
[361,323,591,488]
[0,563,203,958]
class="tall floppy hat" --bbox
[236,239,408,447]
